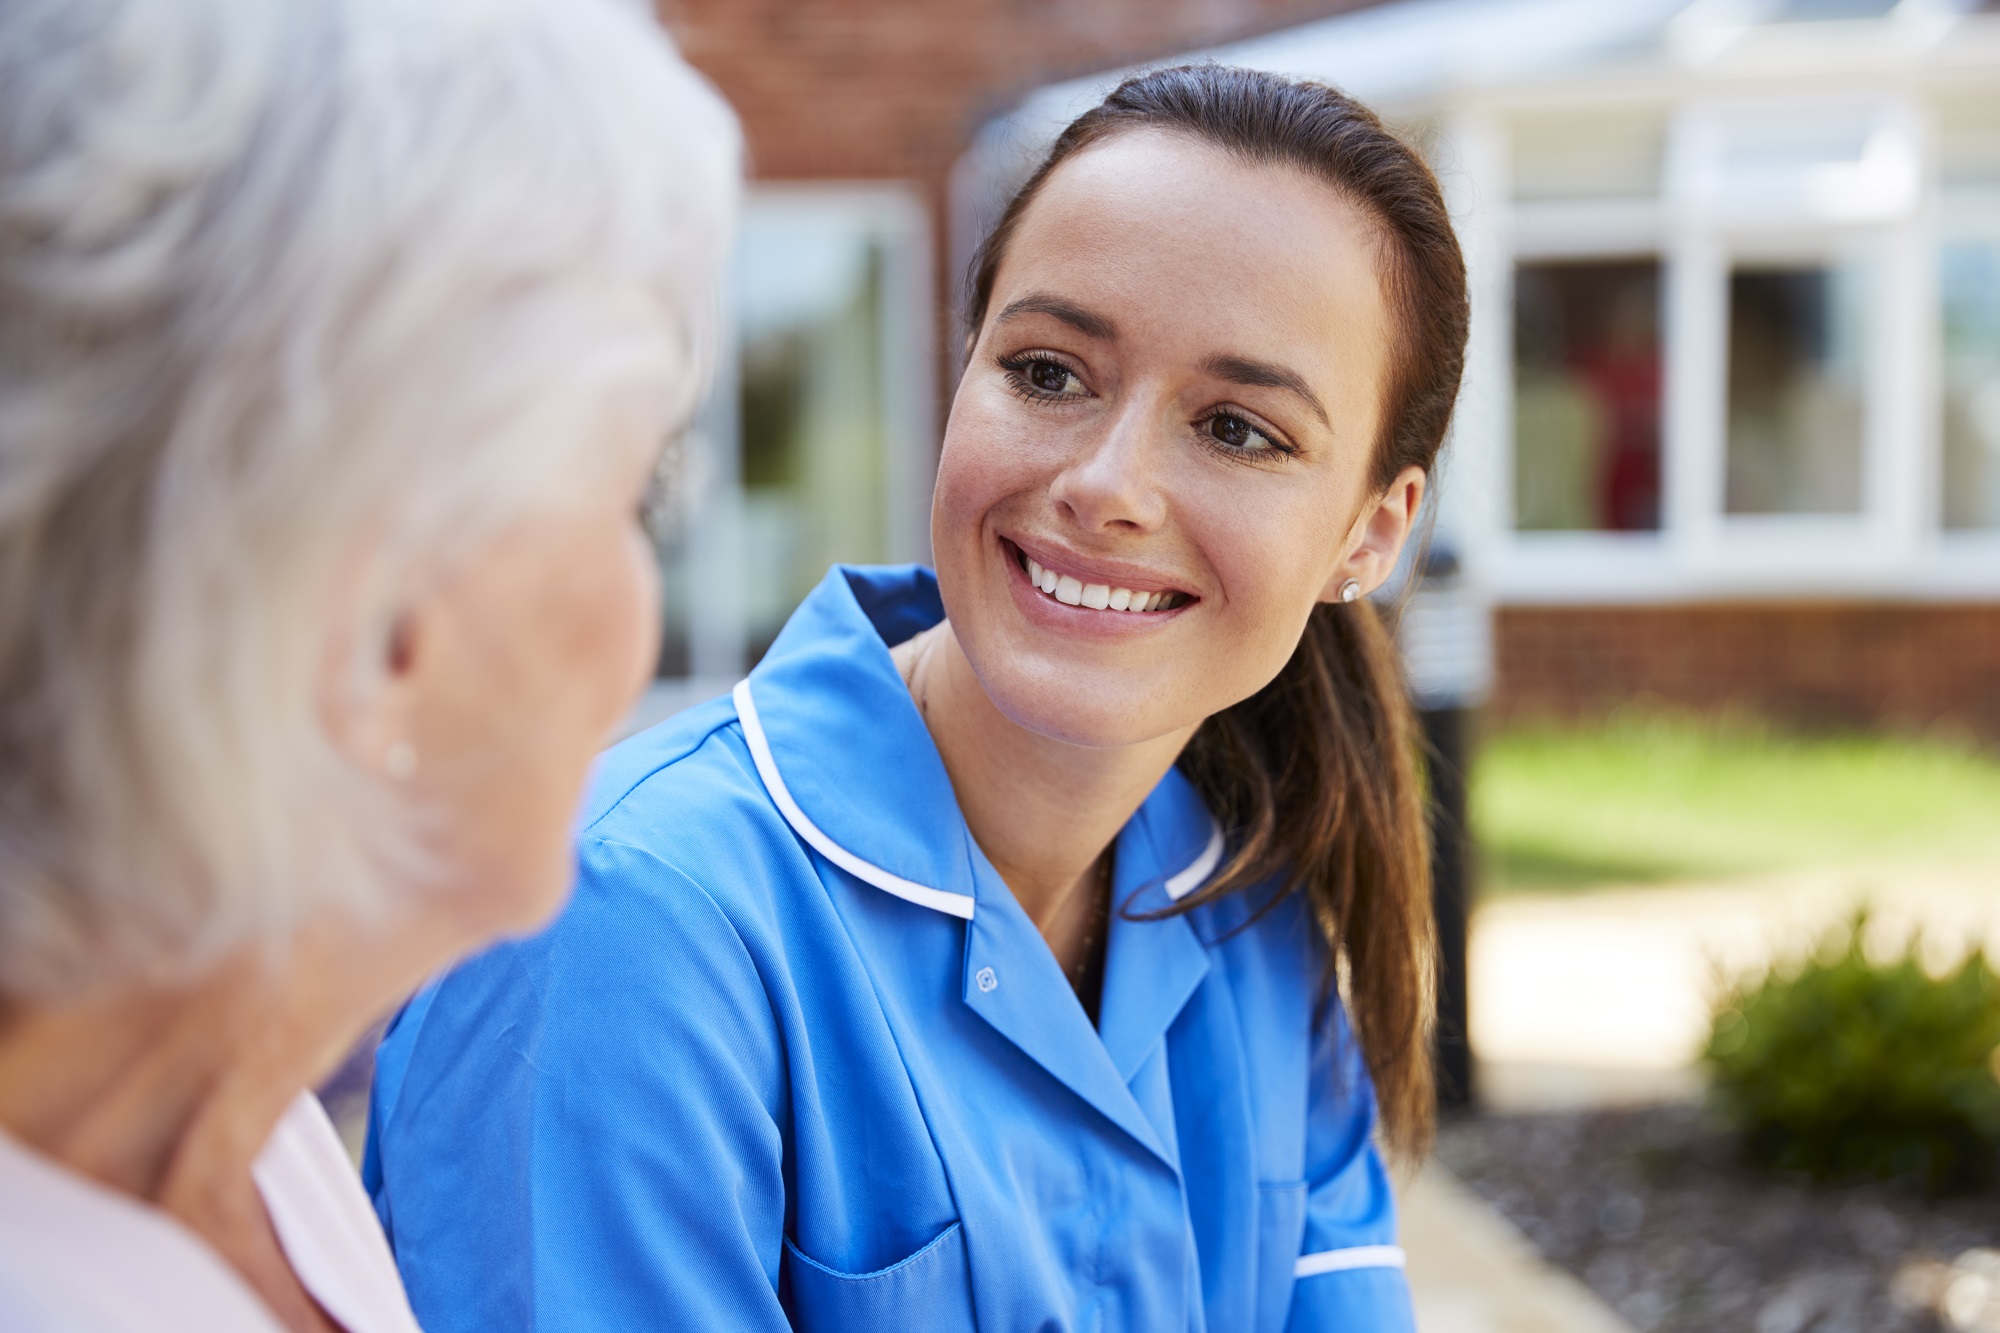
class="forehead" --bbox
[992,129,1393,382]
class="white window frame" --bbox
[1668,224,1915,591]
[1932,186,2000,581]
[652,184,935,710]
[1451,86,2000,606]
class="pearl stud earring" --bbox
[385,741,419,782]
[1338,578,1362,603]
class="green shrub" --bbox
[1703,912,2000,1194]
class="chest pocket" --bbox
[1255,1181,1308,1333]
[780,1220,975,1333]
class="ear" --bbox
[1318,465,1428,604]
[316,569,430,781]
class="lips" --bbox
[1007,539,1193,614]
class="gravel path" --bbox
[1436,1105,2000,1333]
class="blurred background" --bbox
[615,1,2000,1328]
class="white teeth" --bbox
[1020,549,1178,613]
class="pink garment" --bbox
[0,1092,422,1333]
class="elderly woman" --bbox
[0,0,736,1329]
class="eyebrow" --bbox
[993,293,1118,342]
[1201,353,1330,429]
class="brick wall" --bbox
[661,0,1381,182]
[656,0,1380,369]
[1493,603,2000,740]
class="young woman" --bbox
[368,64,1467,1333]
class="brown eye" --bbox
[1206,413,1274,452]
[1028,360,1079,394]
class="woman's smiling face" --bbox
[933,128,1425,747]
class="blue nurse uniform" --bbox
[365,564,1415,1333]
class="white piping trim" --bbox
[1293,1245,1407,1279]
[1162,821,1225,901]
[733,680,976,920]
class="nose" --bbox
[1047,393,1170,535]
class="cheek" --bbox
[1206,496,1342,613]
[525,522,660,808]
[445,518,660,931]
[508,521,659,746]
[1213,498,1346,633]
[594,525,663,713]
[933,388,1063,571]
[1175,502,1332,684]
[936,397,1020,523]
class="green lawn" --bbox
[1471,711,2000,894]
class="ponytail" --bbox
[1176,600,1436,1163]
[967,64,1468,1163]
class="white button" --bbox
[975,966,998,993]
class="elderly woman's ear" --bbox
[310,559,425,790]
[386,614,420,680]
[313,497,673,931]
[360,608,424,775]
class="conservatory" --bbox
[963,0,2000,607]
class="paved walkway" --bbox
[1402,1162,1635,1333]
[1469,856,2000,1112]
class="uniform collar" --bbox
[735,565,1226,930]
[734,565,978,919]
[1099,768,1221,1083]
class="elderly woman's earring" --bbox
[1338,578,1362,604]
[385,741,419,782]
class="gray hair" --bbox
[0,0,740,999]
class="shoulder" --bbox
[253,1096,419,1333]
[0,1136,281,1333]
[1187,878,1317,978]
[441,691,813,983]
[1184,881,1363,1080]
[577,693,805,913]
[580,691,764,843]
[397,693,812,1068]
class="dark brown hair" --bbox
[965,64,1469,1163]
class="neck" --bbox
[0,907,463,1332]
[897,622,1194,945]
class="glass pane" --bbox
[1938,93,2000,192]
[651,491,694,678]
[1686,106,1915,226]
[1765,0,1896,19]
[734,214,891,660]
[1512,260,1663,532]
[1511,111,1665,202]
[1942,240,2000,531]
[1724,263,1867,516]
